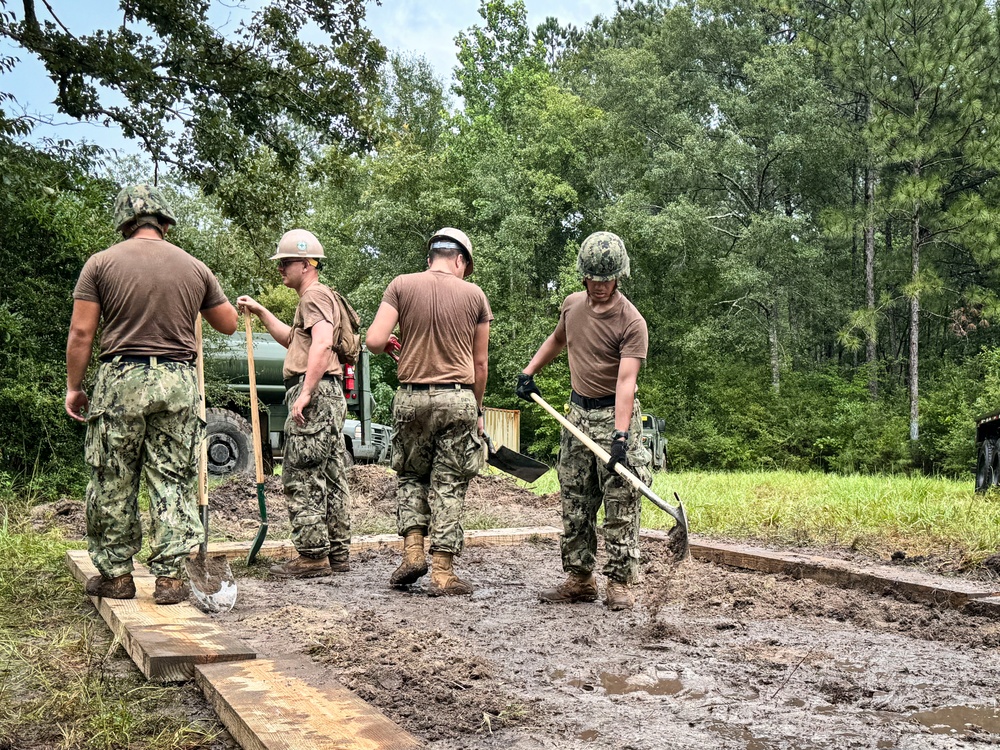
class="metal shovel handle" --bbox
[529,392,687,528]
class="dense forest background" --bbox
[3,0,1000,497]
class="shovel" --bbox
[483,432,550,482]
[245,315,269,565]
[186,315,239,613]
[528,392,690,559]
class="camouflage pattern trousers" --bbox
[391,386,485,555]
[84,360,203,580]
[282,379,352,560]
[557,399,652,585]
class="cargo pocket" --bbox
[83,408,106,468]
[284,419,333,469]
[390,404,415,473]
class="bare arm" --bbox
[289,320,334,426]
[614,357,642,433]
[522,325,567,376]
[473,320,490,408]
[236,295,292,347]
[65,299,101,421]
[202,300,239,335]
[365,302,399,354]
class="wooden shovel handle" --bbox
[196,315,208,509]
[244,316,265,483]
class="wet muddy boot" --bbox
[153,576,190,605]
[328,555,351,573]
[389,530,428,587]
[85,573,136,600]
[427,551,474,597]
[538,572,598,604]
[269,554,332,578]
[605,580,635,611]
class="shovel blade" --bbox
[186,553,238,613]
[488,445,550,483]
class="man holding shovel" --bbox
[65,184,238,605]
[366,228,491,596]
[517,232,651,612]
[237,230,353,578]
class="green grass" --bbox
[0,502,225,750]
[524,469,1000,565]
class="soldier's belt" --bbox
[283,374,341,391]
[99,354,195,366]
[570,391,616,410]
[399,383,473,391]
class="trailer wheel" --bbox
[976,439,996,493]
[206,408,254,476]
[342,436,355,468]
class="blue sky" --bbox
[1,1,617,155]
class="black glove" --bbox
[516,373,541,403]
[607,436,630,474]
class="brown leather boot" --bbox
[269,554,332,578]
[538,572,598,603]
[85,573,136,600]
[389,530,428,586]
[153,576,190,605]
[328,555,351,573]
[605,580,635,611]
[427,551,474,596]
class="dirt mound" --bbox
[30,498,87,539]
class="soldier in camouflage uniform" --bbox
[238,230,353,578]
[66,184,238,605]
[367,228,492,596]
[517,231,651,611]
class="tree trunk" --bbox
[909,190,921,442]
[769,299,780,393]
[864,163,878,400]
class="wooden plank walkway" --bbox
[196,656,423,750]
[65,549,255,682]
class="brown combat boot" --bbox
[85,573,136,600]
[389,530,428,586]
[605,580,635,611]
[269,554,332,578]
[153,576,190,605]
[427,551,474,596]
[538,572,598,604]
[328,555,351,573]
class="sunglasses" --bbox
[277,258,305,269]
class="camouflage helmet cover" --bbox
[577,231,630,281]
[271,229,325,260]
[113,184,177,235]
[428,227,473,277]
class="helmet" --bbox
[577,231,630,281]
[428,227,473,277]
[113,184,177,235]
[271,229,325,260]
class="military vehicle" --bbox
[205,332,391,476]
[975,410,1000,491]
[641,413,668,471]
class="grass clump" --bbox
[0,498,225,750]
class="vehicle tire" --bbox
[976,439,996,493]
[342,437,355,468]
[206,408,255,476]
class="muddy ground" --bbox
[35,468,1000,749]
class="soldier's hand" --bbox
[236,295,261,316]
[516,373,541,403]
[291,391,311,426]
[606,437,630,475]
[65,389,89,422]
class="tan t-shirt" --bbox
[555,290,648,397]
[383,270,493,384]
[73,237,229,360]
[282,282,344,380]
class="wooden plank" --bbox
[196,656,423,750]
[208,526,563,562]
[66,550,255,682]
[640,532,1000,610]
